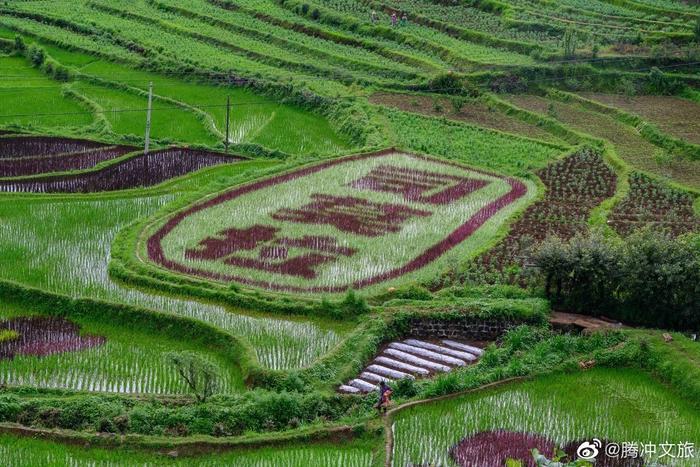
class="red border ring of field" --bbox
[146,149,528,293]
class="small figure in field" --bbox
[400,13,408,27]
[391,12,398,27]
[376,381,393,414]
[371,9,377,24]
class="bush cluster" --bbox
[0,390,355,437]
[534,230,699,331]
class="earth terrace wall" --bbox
[275,0,500,71]
[207,0,440,73]
[0,419,376,458]
[361,0,545,57]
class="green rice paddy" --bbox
[0,190,349,370]
[392,368,700,466]
[0,302,245,394]
[0,435,379,466]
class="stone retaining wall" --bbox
[407,318,517,341]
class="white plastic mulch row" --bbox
[339,338,483,394]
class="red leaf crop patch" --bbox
[146,150,530,293]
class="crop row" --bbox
[0,146,136,178]
[508,95,700,190]
[304,0,537,68]
[609,173,700,237]
[0,4,348,96]
[208,0,454,71]
[385,0,560,47]
[0,13,143,64]
[3,0,415,90]
[0,147,240,193]
[152,0,423,81]
[88,0,409,86]
[444,148,616,285]
[0,136,110,159]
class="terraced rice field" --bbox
[144,150,535,293]
[609,173,700,237]
[0,435,378,466]
[0,193,347,370]
[391,368,700,466]
[0,304,244,394]
[451,148,616,284]
[0,146,241,193]
[0,56,93,130]
[0,0,698,463]
[0,49,351,156]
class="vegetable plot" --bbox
[147,150,533,293]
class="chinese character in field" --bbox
[185,225,356,279]
[185,225,279,261]
[349,165,488,205]
[272,194,432,237]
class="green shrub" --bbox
[392,377,418,399]
[27,45,45,67]
[534,230,700,331]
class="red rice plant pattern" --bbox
[0,136,106,159]
[0,148,240,193]
[349,164,488,205]
[450,430,556,467]
[271,194,432,237]
[608,173,699,237]
[0,317,105,360]
[0,145,136,177]
[147,150,528,293]
[186,226,357,279]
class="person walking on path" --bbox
[371,9,377,24]
[391,12,398,27]
[400,13,408,27]
[376,381,393,414]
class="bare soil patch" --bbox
[580,93,700,145]
[370,93,565,145]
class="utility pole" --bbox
[144,81,153,155]
[225,95,231,153]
